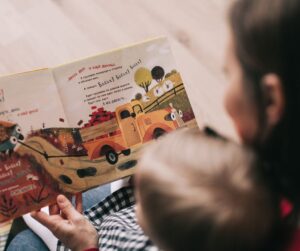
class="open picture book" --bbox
[0,37,197,223]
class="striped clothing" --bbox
[57,187,159,251]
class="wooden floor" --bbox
[0,0,237,139]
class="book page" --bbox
[53,37,183,126]
[52,37,198,191]
[0,69,68,223]
[0,38,198,223]
[0,69,68,132]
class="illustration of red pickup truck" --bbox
[80,100,183,164]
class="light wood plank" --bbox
[0,0,237,139]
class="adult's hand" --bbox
[31,194,99,251]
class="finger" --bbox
[49,203,60,215]
[31,211,57,230]
[31,211,73,239]
[57,194,80,221]
[75,193,83,213]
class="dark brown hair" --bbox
[229,0,300,209]
[137,129,280,251]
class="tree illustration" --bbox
[0,194,17,218]
[151,66,165,83]
[134,67,152,93]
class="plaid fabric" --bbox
[57,187,159,251]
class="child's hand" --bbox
[31,194,98,251]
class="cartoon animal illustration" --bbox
[169,103,184,127]
[142,94,150,103]
[163,80,174,92]
[0,121,24,155]
[145,79,178,105]
[152,80,175,96]
[153,86,164,97]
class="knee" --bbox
[7,229,49,251]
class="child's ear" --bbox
[261,73,285,127]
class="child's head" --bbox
[135,128,279,251]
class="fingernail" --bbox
[57,195,64,203]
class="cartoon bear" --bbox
[0,121,24,155]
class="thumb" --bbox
[57,195,80,220]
